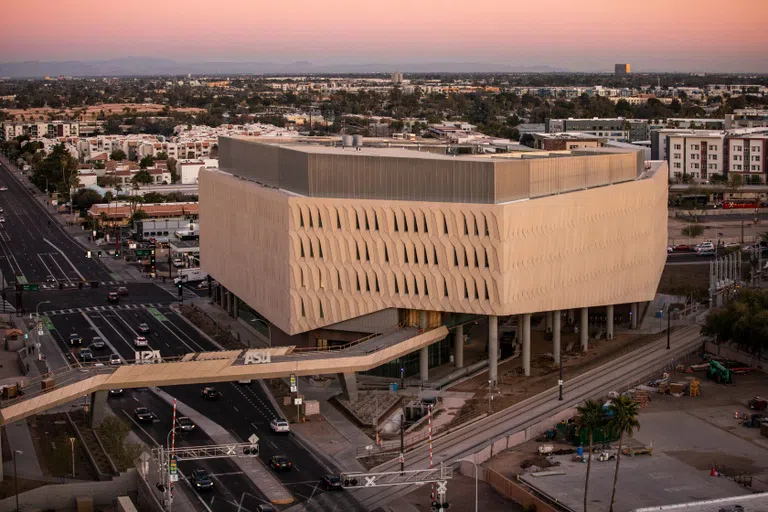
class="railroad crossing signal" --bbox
[290,374,297,392]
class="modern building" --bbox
[1,120,79,140]
[200,136,667,383]
[532,132,603,151]
[615,63,631,76]
[392,72,404,84]
[725,109,768,130]
[546,118,649,142]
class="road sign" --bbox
[135,249,151,256]
[170,474,179,482]
[22,284,39,291]
[294,397,303,405]
[37,330,44,336]
[248,433,259,446]
[290,374,297,392]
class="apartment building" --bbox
[658,130,725,181]
[532,133,603,151]
[1,120,79,140]
[727,135,768,182]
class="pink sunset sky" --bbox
[1,0,767,72]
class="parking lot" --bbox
[503,369,768,511]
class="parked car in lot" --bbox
[321,475,342,491]
[133,407,156,423]
[190,469,214,491]
[673,244,694,252]
[134,336,148,347]
[90,337,106,350]
[107,292,120,304]
[201,387,220,400]
[269,455,292,471]
[69,334,83,346]
[110,354,122,365]
[270,419,290,433]
[176,416,195,432]
[172,258,184,268]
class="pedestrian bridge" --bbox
[0,325,448,425]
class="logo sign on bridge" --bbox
[134,350,162,364]
[244,349,271,365]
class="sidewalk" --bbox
[152,387,294,505]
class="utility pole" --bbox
[400,411,405,475]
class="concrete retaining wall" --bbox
[0,469,138,510]
[459,463,558,512]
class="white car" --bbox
[270,419,290,433]
[0,186,7,191]
[110,354,122,365]
[172,258,184,268]
[134,336,148,347]
[696,242,714,252]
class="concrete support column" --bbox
[606,305,614,340]
[337,373,359,402]
[419,347,429,382]
[488,315,498,384]
[630,303,638,329]
[232,296,239,318]
[419,311,428,330]
[522,313,531,377]
[552,310,561,364]
[567,309,575,325]
[454,324,464,368]
[228,292,235,317]
[580,307,589,352]
[89,390,108,428]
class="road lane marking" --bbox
[81,312,124,363]
[43,238,85,280]
[36,253,55,279]
[47,252,73,283]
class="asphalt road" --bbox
[1,158,363,511]
[0,157,114,288]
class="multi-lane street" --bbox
[0,157,365,511]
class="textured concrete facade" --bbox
[201,140,667,337]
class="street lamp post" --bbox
[36,300,51,321]
[68,437,76,479]
[13,450,22,512]
[455,458,478,512]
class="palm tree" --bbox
[607,395,641,512]
[576,399,605,512]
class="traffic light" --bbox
[114,250,120,258]
[243,447,258,456]
[431,502,450,510]
[150,250,156,270]
[177,281,183,296]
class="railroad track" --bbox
[358,324,704,510]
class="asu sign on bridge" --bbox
[0,325,448,426]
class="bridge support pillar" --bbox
[488,315,498,384]
[522,313,531,377]
[232,295,239,318]
[338,373,359,402]
[606,305,614,340]
[454,324,464,368]
[552,310,561,364]
[545,312,552,333]
[567,309,575,325]
[630,303,638,329]
[89,390,108,428]
[580,307,589,352]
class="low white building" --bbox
[177,158,218,185]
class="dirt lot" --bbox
[2,103,204,121]
[487,367,768,512]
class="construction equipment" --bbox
[689,379,701,397]
[706,361,733,384]
[748,397,767,411]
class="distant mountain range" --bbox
[0,57,567,77]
